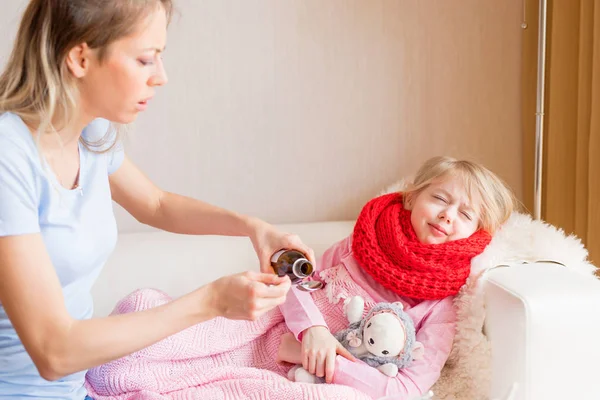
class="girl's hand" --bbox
[301,326,357,383]
[249,220,316,274]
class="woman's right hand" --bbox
[301,325,357,383]
[208,271,291,321]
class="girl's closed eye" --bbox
[461,211,473,221]
[433,195,448,204]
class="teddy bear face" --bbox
[363,312,407,357]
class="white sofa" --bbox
[91,221,600,400]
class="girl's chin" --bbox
[420,235,445,245]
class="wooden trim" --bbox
[543,0,581,235]
[521,0,540,215]
[588,0,599,266]
[575,0,593,248]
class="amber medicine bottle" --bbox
[270,249,314,283]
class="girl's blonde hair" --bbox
[403,156,518,234]
[0,0,173,151]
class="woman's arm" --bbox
[0,233,290,381]
[109,156,260,236]
[109,156,315,273]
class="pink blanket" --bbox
[85,288,372,400]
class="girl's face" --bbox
[75,4,169,124]
[408,175,482,244]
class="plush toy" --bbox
[289,296,424,383]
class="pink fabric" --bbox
[85,235,456,400]
[84,289,369,400]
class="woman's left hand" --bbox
[249,219,316,274]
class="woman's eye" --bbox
[139,59,154,66]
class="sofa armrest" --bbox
[483,262,600,400]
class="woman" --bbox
[0,1,312,398]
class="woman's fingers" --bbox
[284,235,316,266]
[251,274,291,298]
[211,271,291,321]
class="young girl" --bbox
[275,155,517,398]
[85,155,517,400]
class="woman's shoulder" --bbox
[0,112,38,161]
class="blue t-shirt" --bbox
[0,112,124,398]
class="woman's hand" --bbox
[301,325,356,383]
[248,219,316,274]
[207,271,291,321]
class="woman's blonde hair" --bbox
[0,0,173,151]
[403,156,518,234]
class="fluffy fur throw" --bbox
[380,181,597,400]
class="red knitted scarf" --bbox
[351,193,492,300]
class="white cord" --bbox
[404,382,516,400]
[491,382,519,400]
[405,390,434,400]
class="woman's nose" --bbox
[149,58,168,87]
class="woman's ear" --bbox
[65,43,92,78]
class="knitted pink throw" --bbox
[84,288,371,400]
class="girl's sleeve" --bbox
[279,236,352,340]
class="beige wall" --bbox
[0,1,523,233]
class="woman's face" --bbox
[75,4,169,124]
